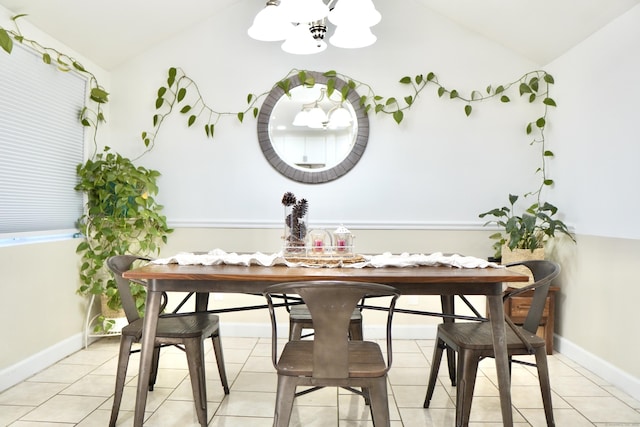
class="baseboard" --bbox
[554,334,640,402]
[0,333,84,392]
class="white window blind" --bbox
[0,42,86,239]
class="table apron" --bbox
[147,278,504,296]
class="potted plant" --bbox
[479,193,574,262]
[75,147,172,331]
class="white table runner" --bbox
[152,248,501,269]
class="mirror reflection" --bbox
[258,71,369,184]
[269,85,358,171]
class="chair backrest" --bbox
[264,280,400,379]
[504,260,560,334]
[106,255,151,324]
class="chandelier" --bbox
[248,0,381,55]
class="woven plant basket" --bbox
[501,245,545,288]
[100,295,125,319]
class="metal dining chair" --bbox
[107,255,229,427]
[264,280,400,427]
[283,293,364,340]
[423,260,560,427]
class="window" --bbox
[0,42,86,244]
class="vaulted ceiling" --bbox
[1,0,638,70]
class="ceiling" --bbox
[0,0,638,70]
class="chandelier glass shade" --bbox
[291,88,353,129]
[248,0,381,54]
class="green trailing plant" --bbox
[479,194,574,259]
[75,147,173,331]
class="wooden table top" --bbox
[124,263,528,295]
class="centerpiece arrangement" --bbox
[281,191,360,265]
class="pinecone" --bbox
[296,199,308,217]
[281,192,296,206]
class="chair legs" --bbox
[184,338,208,427]
[534,346,556,427]
[211,332,230,394]
[109,335,136,427]
[455,349,480,427]
[366,377,390,427]
[273,376,297,427]
[423,338,445,408]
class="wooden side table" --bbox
[502,286,559,355]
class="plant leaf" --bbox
[237,112,244,122]
[543,97,557,107]
[519,83,532,95]
[399,76,411,84]
[188,115,196,127]
[0,28,12,54]
[500,95,510,103]
[536,117,546,128]
[464,104,472,117]
[177,87,186,102]
[393,110,404,124]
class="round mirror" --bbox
[258,71,369,184]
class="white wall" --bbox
[548,5,640,239]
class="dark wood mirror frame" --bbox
[257,71,369,184]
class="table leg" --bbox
[487,294,513,426]
[440,295,456,386]
[133,286,162,427]
[195,292,209,312]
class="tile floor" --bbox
[1,336,640,426]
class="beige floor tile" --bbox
[0,381,67,406]
[231,371,277,393]
[564,396,640,423]
[209,415,274,426]
[0,405,34,426]
[551,375,611,397]
[60,374,117,397]
[387,366,430,386]
[10,421,75,426]
[215,390,276,417]
[20,395,106,423]
[168,377,229,403]
[242,355,275,372]
[144,399,214,427]
[26,363,96,384]
[397,407,457,426]
[519,407,593,427]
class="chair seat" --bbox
[277,340,386,378]
[438,321,546,353]
[122,312,221,340]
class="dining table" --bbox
[123,261,528,426]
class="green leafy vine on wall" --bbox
[147,67,556,206]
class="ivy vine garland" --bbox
[2,15,557,214]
